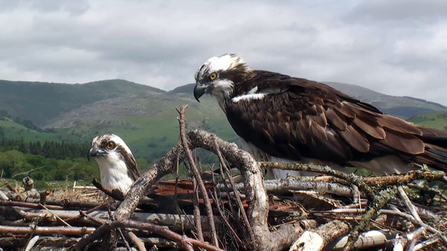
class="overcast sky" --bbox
[1,0,446,105]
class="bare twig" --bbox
[0,200,64,210]
[39,203,71,227]
[127,232,147,251]
[379,209,447,246]
[177,105,219,247]
[343,187,397,251]
[398,186,422,222]
[75,219,225,251]
[213,137,255,247]
[413,237,441,250]
[0,225,96,235]
[191,178,204,242]
[1,179,17,192]
[23,235,40,251]
[209,191,244,246]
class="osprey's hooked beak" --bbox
[193,84,207,102]
[87,145,107,161]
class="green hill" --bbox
[0,117,81,143]
[408,110,447,130]
[0,79,165,126]
[42,93,238,160]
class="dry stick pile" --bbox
[0,105,446,251]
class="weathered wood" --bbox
[290,221,350,251]
[178,105,219,247]
[0,225,95,235]
[11,208,213,231]
[75,219,225,251]
[23,197,116,209]
[188,130,313,250]
[0,236,80,248]
[324,230,392,250]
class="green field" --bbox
[408,110,447,130]
[46,97,238,161]
[0,119,83,143]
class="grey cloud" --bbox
[0,0,446,105]
[346,0,447,23]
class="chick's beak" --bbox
[87,146,106,161]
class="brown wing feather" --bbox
[227,70,447,170]
[325,109,347,130]
[117,146,141,181]
[126,157,140,181]
[377,115,422,135]
[353,117,386,139]
[333,104,356,119]
[335,125,370,153]
[379,131,425,154]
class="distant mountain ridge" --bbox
[1,78,445,127]
[0,79,164,126]
[168,82,447,119]
[324,82,446,118]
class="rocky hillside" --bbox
[0,79,164,126]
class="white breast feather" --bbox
[210,79,234,111]
[94,151,133,194]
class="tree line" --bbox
[0,138,96,181]
[0,138,89,159]
[0,150,98,181]
[0,137,153,183]
[0,109,44,132]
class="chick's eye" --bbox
[209,73,217,80]
[106,141,115,149]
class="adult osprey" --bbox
[193,53,447,178]
[88,134,141,194]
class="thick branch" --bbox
[188,129,308,250]
[221,179,354,197]
[260,162,374,199]
[17,208,211,231]
[113,140,186,221]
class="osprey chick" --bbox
[194,53,447,178]
[88,134,140,194]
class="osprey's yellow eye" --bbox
[106,141,115,149]
[209,73,217,80]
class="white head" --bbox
[88,134,140,194]
[194,53,249,109]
